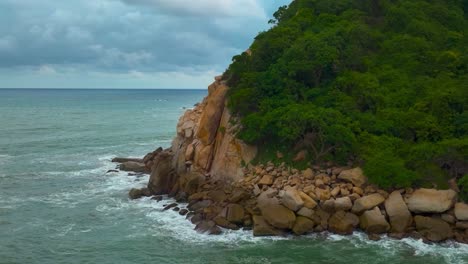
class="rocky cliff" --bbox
[170,76,257,183]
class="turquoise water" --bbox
[0,89,467,264]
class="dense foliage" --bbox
[223,0,468,189]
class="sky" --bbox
[0,0,291,89]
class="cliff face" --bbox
[171,77,257,183]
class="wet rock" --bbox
[360,207,390,234]
[214,216,239,230]
[179,209,189,216]
[385,191,412,233]
[225,204,245,224]
[147,151,177,195]
[120,161,148,173]
[260,204,296,229]
[151,195,163,202]
[329,211,359,235]
[292,216,315,235]
[253,215,281,236]
[173,207,180,212]
[338,167,367,187]
[106,170,119,174]
[406,189,457,214]
[128,188,151,200]
[112,157,143,163]
[163,203,178,211]
[352,193,385,214]
[414,216,453,242]
[195,220,222,235]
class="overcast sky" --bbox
[0,0,291,89]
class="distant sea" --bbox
[0,89,467,264]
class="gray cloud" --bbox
[0,0,291,88]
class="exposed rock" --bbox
[456,221,468,229]
[179,209,189,216]
[163,203,178,211]
[329,211,359,235]
[257,188,279,208]
[260,204,296,229]
[112,157,143,163]
[253,216,280,236]
[292,216,315,235]
[299,192,318,209]
[196,83,228,145]
[334,197,353,211]
[229,188,250,203]
[385,191,412,233]
[455,203,468,221]
[352,193,385,214]
[281,189,304,211]
[194,220,222,235]
[128,188,151,200]
[338,167,367,187]
[441,214,456,224]
[147,151,176,195]
[225,204,245,224]
[297,207,315,220]
[360,207,390,234]
[315,188,331,201]
[214,216,239,230]
[406,189,457,213]
[414,216,453,242]
[303,168,314,179]
[258,175,274,186]
[293,150,307,162]
[120,161,148,173]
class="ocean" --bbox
[0,89,467,264]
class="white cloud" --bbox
[37,65,57,75]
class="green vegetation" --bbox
[224,0,467,189]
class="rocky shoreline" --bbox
[114,77,468,244]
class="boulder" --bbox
[194,220,222,235]
[257,188,279,208]
[112,157,143,163]
[128,188,151,199]
[258,175,274,186]
[299,192,318,209]
[147,151,177,195]
[352,193,385,214]
[384,191,412,233]
[252,216,281,236]
[455,203,468,221]
[260,204,296,229]
[214,216,239,230]
[329,211,359,235]
[120,161,148,173]
[281,189,304,211]
[297,207,315,220]
[338,167,367,187]
[414,216,453,242]
[292,216,315,235]
[303,168,314,179]
[334,197,353,211]
[406,189,457,214]
[360,207,390,234]
[225,204,245,224]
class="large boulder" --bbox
[260,204,296,229]
[352,193,385,214]
[120,161,148,173]
[384,191,412,233]
[414,216,453,242]
[334,197,353,211]
[225,204,245,224]
[253,216,281,236]
[406,189,457,213]
[281,189,304,211]
[147,151,177,195]
[338,167,367,187]
[292,216,315,235]
[329,211,359,235]
[360,207,390,234]
[112,157,143,163]
[128,188,151,199]
[455,203,468,221]
[299,192,318,209]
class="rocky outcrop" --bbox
[119,161,148,173]
[352,194,385,214]
[406,189,457,213]
[360,207,390,234]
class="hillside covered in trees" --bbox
[223,0,468,197]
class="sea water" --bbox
[0,89,467,264]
